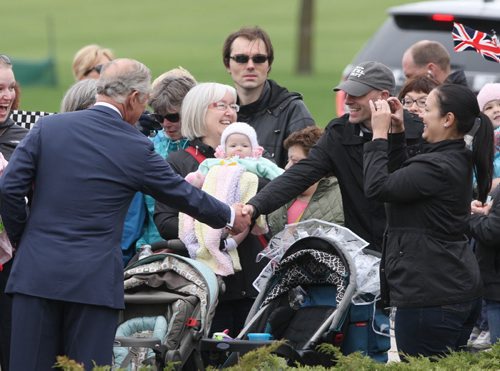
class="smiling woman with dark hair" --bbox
[363,84,494,357]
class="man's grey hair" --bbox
[60,79,97,112]
[149,75,196,115]
[96,59,151,103]
[181,83,237,140]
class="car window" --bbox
[354,18,500,73]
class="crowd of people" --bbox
[0,25,499,369]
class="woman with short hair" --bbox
[155,82,268,337]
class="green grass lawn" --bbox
[3,0,415,126]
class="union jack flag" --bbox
[452,22,500,63]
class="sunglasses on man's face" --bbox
[152,112,180,123]
[83,64,103,77]
[229,54,269,64]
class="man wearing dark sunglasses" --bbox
[222,26,315,168]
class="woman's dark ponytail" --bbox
[435,84,494,202]
[472,112,494,202]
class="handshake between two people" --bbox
[370,96,405,140]
[227,203,257,235]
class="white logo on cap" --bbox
[350,66,365,78]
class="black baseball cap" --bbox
[334,61,395,97]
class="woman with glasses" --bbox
[0,54,29,371]
[364,84,494,357]
[155,82,268,340]
[131,69,197,259]
[398,75,440,119]
[72,44,114,81]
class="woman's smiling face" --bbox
[422,90,448,143]
[0,67,16,124]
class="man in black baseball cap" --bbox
[333,61,396,129]
[244,60,423,264]
[334,61,395,97]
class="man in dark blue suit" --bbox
[0,58,250,370]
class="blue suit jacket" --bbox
[0,105,231,309]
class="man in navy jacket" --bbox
[0,58,249,370]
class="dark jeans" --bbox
[475,299,489,331]
[485,299,500,345]
[395,298,480,358]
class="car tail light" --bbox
[431,14,455,22]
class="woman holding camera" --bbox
[363,84,494,357]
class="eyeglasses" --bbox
[229,54,269,64]
[401,96,427,109]
[152,112,180,123]
[210,102,240,112]
[83,64,103,77]
[0,55,12,66]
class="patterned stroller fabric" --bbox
[115,253,220,370]
[261,249,348,307]
[123,254,216,335]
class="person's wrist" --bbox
[247,204,259,223]
[225,206,235,231]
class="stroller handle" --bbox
[150,239,186,253]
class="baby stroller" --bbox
[203,219,390,367]
[113,242,220,370]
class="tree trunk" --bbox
[297,0,314,75]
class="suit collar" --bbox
[90,104,123,119]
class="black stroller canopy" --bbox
[261,236,350,308]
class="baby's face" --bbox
[225,133,253,157]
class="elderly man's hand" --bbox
[228,203,252,235]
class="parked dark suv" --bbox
[337,0,500,115]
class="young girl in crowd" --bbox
[477,83,500,192]
[470,179,500,349]
[467,83,500,350]
[180,122,283,276]
[363,84,493,357]
[267,126,344,237]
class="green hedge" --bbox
[55,341,500,370]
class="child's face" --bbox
[225,133,253,157]
[483,99,500,129]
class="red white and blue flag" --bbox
[452,22,500,63]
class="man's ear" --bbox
[124,91,135,109]
[380,90,391,100]
[427,63,437,78]
[131,90,140,103]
